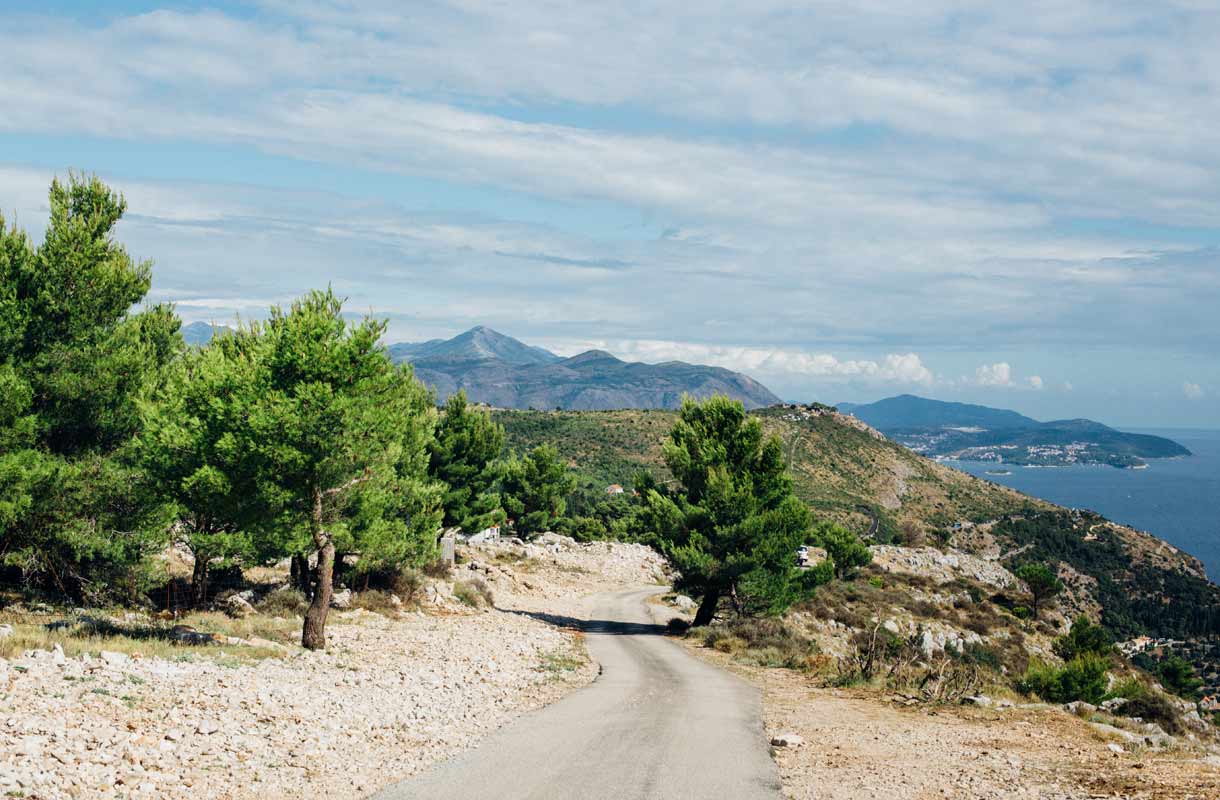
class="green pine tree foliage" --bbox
[239,289,440,649]
[138,334,263,605]
[1015,562,1064,619]
[428,391,507,534]
[500,443,576,536]
[0,176,178,602]
[813,521,873,579]
[632,395,830,625]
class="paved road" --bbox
[374,587,781,800]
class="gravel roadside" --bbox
[0,537,667,800]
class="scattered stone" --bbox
[0,624,13,638]
[1107,743,1125,754]
[99,651,129,666]
[771,733,805,748]
[331,588,352,609]
[962,695,992,707]
[1064,701,1096,717]
[224,595,256,619]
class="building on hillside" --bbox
[605,484,625,495]
[468,525,501,544]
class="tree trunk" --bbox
[692,589,721,627]
[291,554,311,597]
[190,553,210,608]
[302,488,333,651]
[302,540,334,650]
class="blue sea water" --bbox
[947,428,1220,581]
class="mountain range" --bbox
[179,322,779,410]
[389,326,781,410]
[838,394,1190,468]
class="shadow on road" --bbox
[499,607,668,637]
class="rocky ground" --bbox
[0,536,667,800]
[690,647,1220,800]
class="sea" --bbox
[946,428,1220,582]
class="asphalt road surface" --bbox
[374,586,781,800]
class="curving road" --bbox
[373,587,781,800]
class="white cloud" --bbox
[1183,381,1205,399]
[974,362,1014,387]
[1028,375,1045,390]
[546,338,935,386]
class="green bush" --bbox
[1052,616,1113,661]
[700,617,819,669]
[1117,693,1184,734]
[391,567,425,605]
[1155,653,1204,699]
[554,515,608,542]
[257,587,309,617]
[1104,676,1149,702]
[1017,654,1109,704]
[351,590,399,614]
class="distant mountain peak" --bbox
[563,349,620,365]
[388,326,560,366]
[181,321,232,347]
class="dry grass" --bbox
[0,608,298,662]
[454,578,495,608]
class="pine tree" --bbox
[240,289,437,649]
[0,176,178,602]
[631,395,830,625]
[501,444,575,536]
[428,391,506,533]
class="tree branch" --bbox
[323,469,373,498]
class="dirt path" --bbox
[690,650,1220,800]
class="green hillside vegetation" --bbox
[497,405,1036,543]
[498,405,1220,642]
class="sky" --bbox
[1,1,1218,427]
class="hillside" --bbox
[839,394,1190,467]
[392,327,781,410]
[838,394,1040,430]
[497,404,1035,539]
[498,403,1219,642]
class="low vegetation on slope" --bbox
[497,405,1036,542]
[498,404,1220,646]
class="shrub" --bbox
[868,576,884,589]
[351,590,398,614]
[814,522,872,580]
[1052,616,1113,661]
[1104,677,1149,702]
[666,617,690,635]
[423,558,453,579]
[957,642,1001,670]
[555,515,607,542]
[961,611,993,636]
[454,578,494,608]
[391,567,425,605]
[1017,654,1109,704]
[1155,653,1204,699]
[1117,693,1184,734]
[712,635,746,654]
[256,588,308,617]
